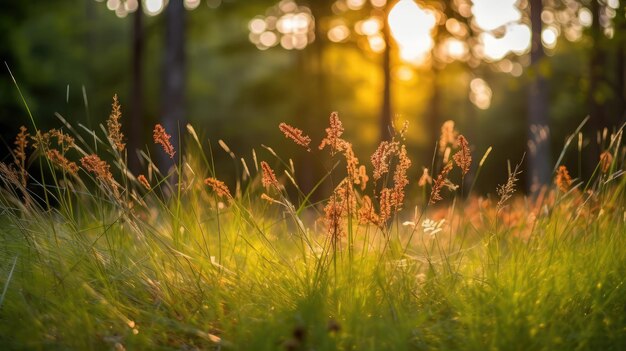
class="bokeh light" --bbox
[388,0,437,65]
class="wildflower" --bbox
[453,135,471,176]
[204,177,232,199]
[555,165,572,192]
[422,218,445,236]
[107,94,125,152]
[260,161,279,189]
[599,151,613,174]
[137,174,150,190]
[439,120,457,155]
[13,126,29,187]
[429,162,454,204]
[46,149,78,174]
[319,112,346,155]
[418,168,432,187]
[153,124,175,159]
[279,122,311,151]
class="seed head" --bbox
[279,122,311,151]
[204,177,232,199]
[453,135,472,176]
[319,112,346,155]
[599,151,613,174]
[137,174,151,190]
[555,165,572,192]
[107,94,125,152]
[153,124,175,159]
[261,161,279,189]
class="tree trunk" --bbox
[527,0,551,192]
[584,0,606,177]
[161,0,186,170]
[380,18,392,141]
[614,4,626,125]
[129,1,144,173]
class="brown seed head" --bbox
[429,162,454,205]
[81,154,114,185]
[392,145,411,209]
[357,195,379,225]
[47,149,78,174]
[453,135,472,176]
[204,177,232,199]
[49,129,75,153]
[153,124,175,159]
[279,122,311,151]
[13,126,29,186]
[107,94,125,152]
[599,151,613,173]
[555,165,572,192]
[319,112,346,155]
[370,140,399,180]
[260,161,279,189]
[137,174,151,190]
[355,165,369,191]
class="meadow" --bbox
[0,94,625,350]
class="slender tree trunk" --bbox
[380,19,392,141]
[615,4,626,125]
[584,0,606,177]
[527,0,551,192]
[161,0,186,171]
[129,1,144,173]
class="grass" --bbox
[0,97,625,350]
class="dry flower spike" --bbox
[555,165,572,192]
[205,177,232,199]
[279,122,311,151]
[260,161,280,190]
[107,94,125,152]
[153,124,175,159]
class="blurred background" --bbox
[0,0,624,194]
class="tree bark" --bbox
[161,0,186,170]
[129,1,144,173]
[527,0,551,191]
[380,17,392,141]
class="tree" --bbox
[527,0,551,190]
[161,0,186,170]
[129,0,144,173]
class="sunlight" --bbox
[388,0,436,65]
[471,0,521,31]
[144,0,165,16]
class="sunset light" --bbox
[388,0,436,64]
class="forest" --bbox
[0,0,625,350]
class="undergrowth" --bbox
[0,94,625,350]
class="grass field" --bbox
[1,97,625,350]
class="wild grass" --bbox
[0,94,625,350]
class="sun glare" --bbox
[388,0,436,65]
